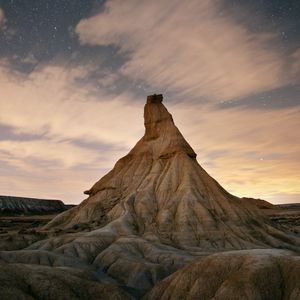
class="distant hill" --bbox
[0,195,72,215]
[241,197,277,209]
[242,198,300,211]
[241,198,300,211]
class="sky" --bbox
[0,0,299,204]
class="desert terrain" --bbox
[0,95,299,300]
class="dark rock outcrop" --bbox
[0,196,68,215]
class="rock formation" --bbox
[0,195,68,215]
[45,94,298,251]
[0,94,299,299]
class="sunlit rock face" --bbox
[45,94,298,251]
[1,95,299,298]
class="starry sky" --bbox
[0,0,299,204]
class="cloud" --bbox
[0,60,143,148]
[76,0,288,101]
[0,164,105,203]
[0,140,100,169]
[0,60,144,202]
[22,54,38,65]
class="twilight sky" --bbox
[0,0,299,204]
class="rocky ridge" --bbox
[0,195,68,215]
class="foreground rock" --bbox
[144,249,300,300]
[0,94,299,298]
[0,264,132,300]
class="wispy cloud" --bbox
[0,140,100,169]
[76,0,290,101]
[0,60,143,147]
[0,60,143,202]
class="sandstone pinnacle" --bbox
[45,94,299,252]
